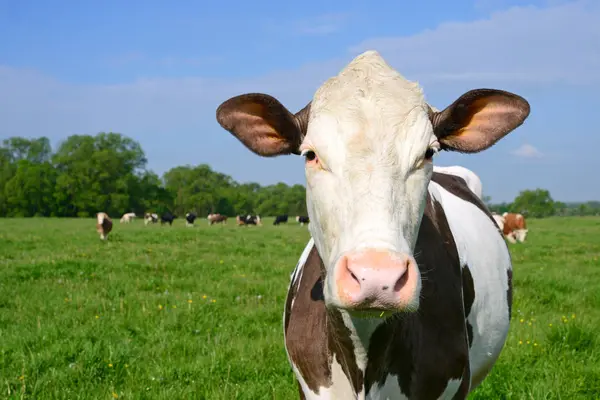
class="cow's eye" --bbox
[424,148,436,160]
[301,149,318,163]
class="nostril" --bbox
[348,267,361,285]
[393,261,410,293]
[393,272,408,292]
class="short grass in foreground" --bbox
[0,216,599,399]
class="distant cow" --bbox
[160,212,177,226]
[502,212,528,243]
[208,213,228,225]
[144,213,158,225]
[120,212,136,223]
[274,215,289,225]
[433,165,484,200]
[185,212,197,227]
[216,50,530,398]
[296,215,309,226]
[96,212,113,240]
[237,214,261,226]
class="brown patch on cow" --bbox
[96,213,113,239]
[284,245,333,394]
[462,265,475,347]
[364,196,470,399]
[506,269,513,320]
[328,309,364,394]
[502,213,527,236]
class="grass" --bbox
[0,216,599,399]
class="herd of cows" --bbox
[94,50,534,398]
[93,210,312,240]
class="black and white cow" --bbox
[185,212,197,227]
[216,50,530,399]
[274,215,289,225]
[296,215,310,226]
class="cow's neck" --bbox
[328,309,383,372]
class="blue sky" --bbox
[1,0,599,202]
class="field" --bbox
[1,216,599,399]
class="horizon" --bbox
[1,0,599,203]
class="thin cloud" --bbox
[350,0,600,85]
[511,144,543,158]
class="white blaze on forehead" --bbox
[304,50,435,264]
[307,51,428,148]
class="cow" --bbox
[502,212,528,243]
[236,214,261,226]
[120,212,136,223]
[185,212,197,227]
[433,165,484,200]
[296,215,310,226]
[208,213,228,225]
[216,50,530,399]
[144,213,158,225]
[160,212,177,226]
[96,212,113,240]
[274,215,289,225]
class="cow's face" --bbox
[514,229,528,242]
[217,50,530,315]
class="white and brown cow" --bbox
[216,50,530,399]
[502,212,528,243]
[208,213,228,225]
[96,212,113,240]
[433,165,483,200]
[120,212,136,223]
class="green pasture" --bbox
[0,216,599,399]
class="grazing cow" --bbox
[144,213,158,225]
[236,214,261,226]
[433,165,484,200]
[274,215,289,225]
[296,215,310,226]
[185,212,197,227]
[216,50,530,399]
[208,213,228,225]
[120,212,136,223]
[502,212,528,243]
[96,212,113,240]
[160,212,177,226]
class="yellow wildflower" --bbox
[108,363,113,367]
[187,299,192,304]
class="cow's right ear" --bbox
[216,93,311,157]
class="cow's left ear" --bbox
[216,93,311,157]
[431,89,530,153]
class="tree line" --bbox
[0,133,598,219]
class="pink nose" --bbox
[335,249,419,311]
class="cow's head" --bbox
[217,51,529,315]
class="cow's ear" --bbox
[216,93,311,157]
[431,89,530,153]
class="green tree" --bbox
[510,189,556,218]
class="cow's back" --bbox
[430,172,512,389]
